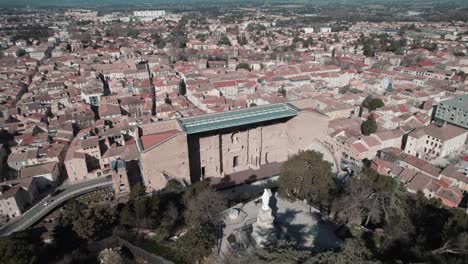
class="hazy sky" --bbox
[0,0,161,7]
[0,0,467,8]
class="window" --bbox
[233,156,239,167]
[231,133,239,144]
[201,167,206,177]
[265,152,269,164]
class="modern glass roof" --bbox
[179,103,300,134]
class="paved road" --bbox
[0,177,113,237]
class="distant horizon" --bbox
[1,0,468,8]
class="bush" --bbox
[227,234,237,244]
[361,114,378,136]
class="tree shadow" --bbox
[379,239,421,263]
[274,208,314,247]
[244,174,257,184]
[313,217,342,252]
[220,175,233,185]
[362,230,377,253]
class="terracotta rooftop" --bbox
[140,130,179,150]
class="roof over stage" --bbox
[179,103,301,134]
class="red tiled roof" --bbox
[140,130,179,150]
[352,142,368,153]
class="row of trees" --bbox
[116,181,227,263]
[269,150,468,263]
[292,36,316,48]
[0,180,227,264]
[242,238,378,264]
[357,33,408,57]
[237,34,248,46]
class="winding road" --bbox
[0,177,113,237]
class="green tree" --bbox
[278,150,336,208]
[182,180,210,204]
[368,98,385,110]
[332,168,407,227]
[430,208,468,256]
[173,184,227,263]
[236,62,251,71]
[307,238,380,264]
[277,86,287,97]
[119,204,135,226]
[303,36,315,47]
[0,237,35,264]
[71,206,116,240]
[363,96,384,111]
[184,187,227,228]
[363,42,375,57]
[361,114,378,135]
[135,196,151,228]
[173,227,215,263]
[218,34,231,46]
[179,79,187,96]
[241,241,311,264]
[237,34,248,45]
[59,200,116,241]
[129,182,146,200]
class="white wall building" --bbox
[304,27,315,34]
[81,88,103,106]
[133,10,166,18]
[320,27,332,33]
[404,124,467,160]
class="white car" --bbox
[43,201,51,206]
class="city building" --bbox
[64,9,98,20]
[110,158,130,196]
[81,88,103,106]
[133,10,166,18]
[434,94,468,129]
[0,178,38,218]
[138,103,332,191]
[404,124,467,159]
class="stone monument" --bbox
[251,188,275,247]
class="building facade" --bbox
[434,94,468,129]
[138,103,331,191]
[404,124,467,159]
[111,159,130,196]
[133,10,166,18]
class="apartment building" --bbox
[404,124,467,159]
[434,94,468,129]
